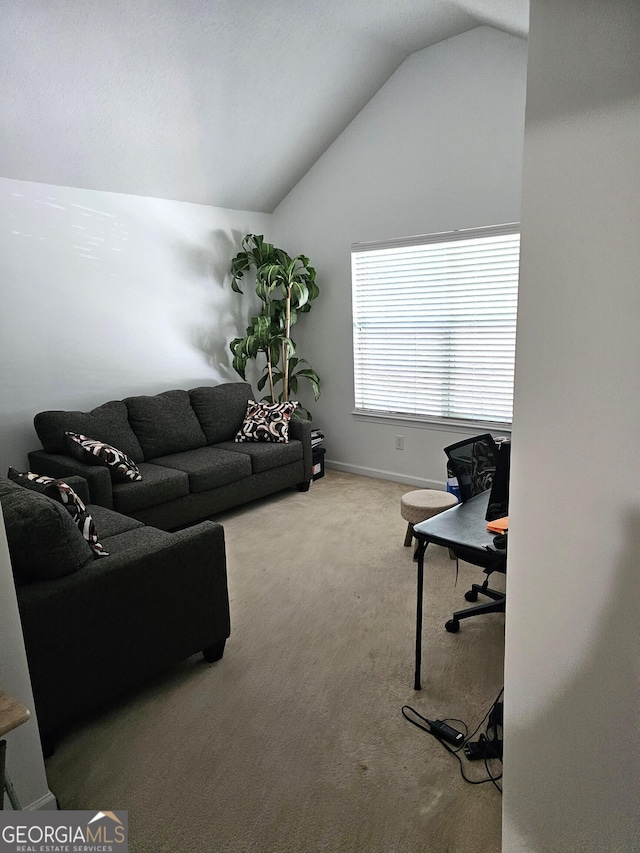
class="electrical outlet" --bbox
[395,435,405,451]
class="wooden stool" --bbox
[401,489,458,554]
[0,690,31,810]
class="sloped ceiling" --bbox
[0,0,528,212]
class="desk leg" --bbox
[414,538,428,690]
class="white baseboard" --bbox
[325,459,445,491]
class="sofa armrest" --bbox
[27,450,114,508]
[17,520,230,737]
[289,418,312,481]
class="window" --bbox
[351,224,520,426]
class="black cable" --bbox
[464,687,504,792]
[402,688,504,791]
[465,687,504,744]
[402,704,500,789]
[401,705,467,755]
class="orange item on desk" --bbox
[486,516,509,534]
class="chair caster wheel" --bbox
[445,619,460,633]
[464,589,479,602]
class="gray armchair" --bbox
[1,475,230,752]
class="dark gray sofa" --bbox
[28,382,312,530]
[0,474,230,751]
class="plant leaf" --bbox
[291,281,309,309]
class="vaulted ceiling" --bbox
[1,0,528,212]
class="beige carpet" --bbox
[45,470,505,852]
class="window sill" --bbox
[351,409,512,436]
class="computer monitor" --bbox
[485,439,510,522]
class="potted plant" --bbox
[228,234,321,417]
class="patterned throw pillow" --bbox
[7,468,108,558]
[64,432,142,482]
[235,400,297,444]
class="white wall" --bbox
[0,506,56,810]
[273,26,527,487]
[0,178,271,472]
[503,2,640,850]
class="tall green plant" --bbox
[229,235,320,413]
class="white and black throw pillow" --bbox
[235,400,297,444]
[7,468,109,558]
[64,432,142,482]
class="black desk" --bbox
[412,490,492,690]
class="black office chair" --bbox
[442,434,506,633]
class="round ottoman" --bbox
[401,489,459,550]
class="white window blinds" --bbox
[351,224,520,425]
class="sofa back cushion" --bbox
[34,401,144,463]
[0,477,93,585]
[125,390,207,459]
[189,383,253,445]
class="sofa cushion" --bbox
[0,477,93,585]
[64,432,143,482]
[235,400,297,443]
[215,439,303,474]
[125,390,207,459]
[88,505,145,540]
[150,447,252,493]
[111,462,190,514]
[189,383,253,445]
[93,525,172,556]
[7,468,108,558]
[34,400,144,463]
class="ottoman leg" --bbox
[404,522,414,547]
